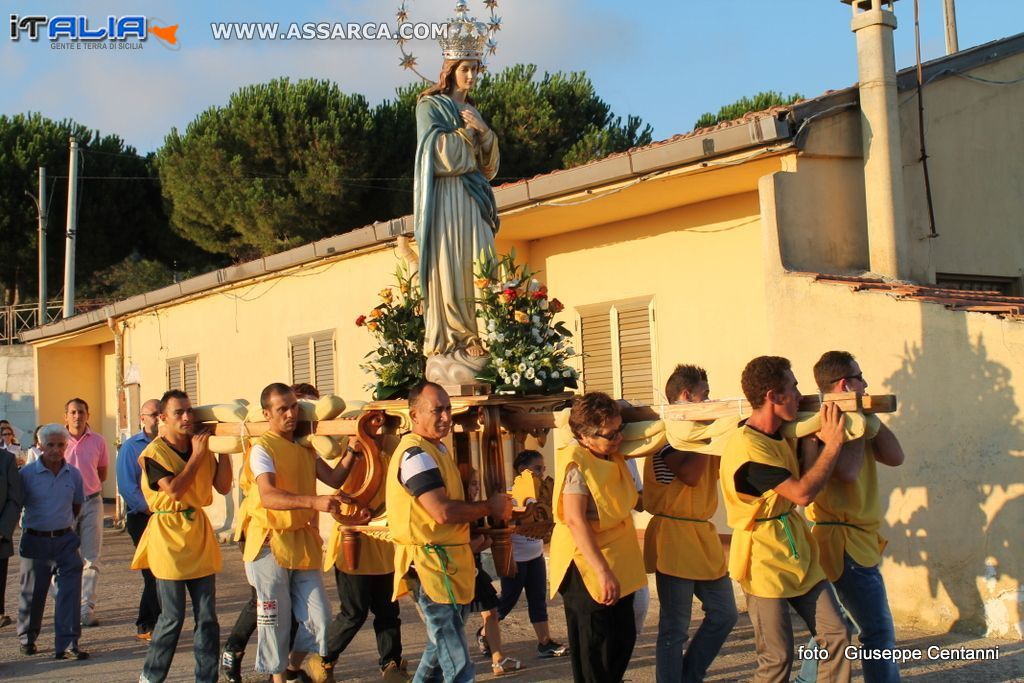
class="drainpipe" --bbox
[108,316,125,526]
[845,0,910,280]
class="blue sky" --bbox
[3,0,1022,153]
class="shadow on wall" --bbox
[882,305,1024,635]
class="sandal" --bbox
[491,657,522,676]
[476,627,491,657]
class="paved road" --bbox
[0,528,1021,682]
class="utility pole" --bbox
[63,136,79,319]
[943,0,959,54]
[36,167,47,323]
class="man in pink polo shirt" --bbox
[64,398,108,627]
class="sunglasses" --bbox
[831,372,864,384]
[592,425,625,441]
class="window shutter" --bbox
[183,356,199,402]
[313,336,335,395]
[291,339,312,385]
[616,303,654,405]
[167,361,182,393]
[580,310,614,396]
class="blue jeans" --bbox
[655,572,738,683]
[141,574,219,683]
[795,554,899,683]
[411,579,473,683]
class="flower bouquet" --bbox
[356,264,426,400]
[474,250,578,395]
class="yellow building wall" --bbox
[898,52,1024,281]
[530,191,770,400]
[761,170,1024,638]
[120,247,401,409]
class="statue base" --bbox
[425,349,489,389]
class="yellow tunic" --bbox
[232,442,255,542]
[131,437,222,581]
[721,425,824,598]
[806,438,887,581]
[510,470,541,506]
[549,443,646,602]
[386,434,473,604]
[243,431,322,570]
[642,449,727,581]
[324,450,395,575]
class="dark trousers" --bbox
[142,574,219,683]
[225,585,300,654]
[497,554,549,624]
[325,570,402,669]
[560,562,636,683]
[16,532,83,653]
[126,512,161,632]
[0,556,8,613]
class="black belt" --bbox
[85,491,101,501]
[26,527,73,537]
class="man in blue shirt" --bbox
[116,398,162,640]
[16,423,88,660]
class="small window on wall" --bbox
[289,331,336,396]
[576,298,657,406]
[167,355,199,402]
[935,273,1022,296]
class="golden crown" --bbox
[440,2,489,60]
[397,1,500,78]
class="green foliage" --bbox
[473,250,578,395]
[158,78,377,260]
[356,263,425,400]
[693,91,803,130]
[77,254,180,299]
[473,65,653,182]
[0,113,195,304]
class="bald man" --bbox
[116,398,162,640]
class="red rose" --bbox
[531,286,548,300]
[501,288,517,304]
[550,298,564,313]
[355,314,367,327]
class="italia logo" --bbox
[9,15,179,47]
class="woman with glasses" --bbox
[549,393,646,682]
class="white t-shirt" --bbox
[249,444,276,478]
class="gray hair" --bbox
[38,423,70,443]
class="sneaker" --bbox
[285,669,313,682]
[221,649,243,683]
[20,642,37,655]
[381,660,411,682]
[0,614,12,628]
[81,610,99,627]
[55,647,90,660]
[136,631,152,642]
[537,640,568,658]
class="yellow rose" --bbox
[367,321,380,331]
[514,310,529,324]
[379,288,394,304]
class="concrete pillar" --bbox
[850,1,910,280]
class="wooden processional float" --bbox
[193,391,897,578]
